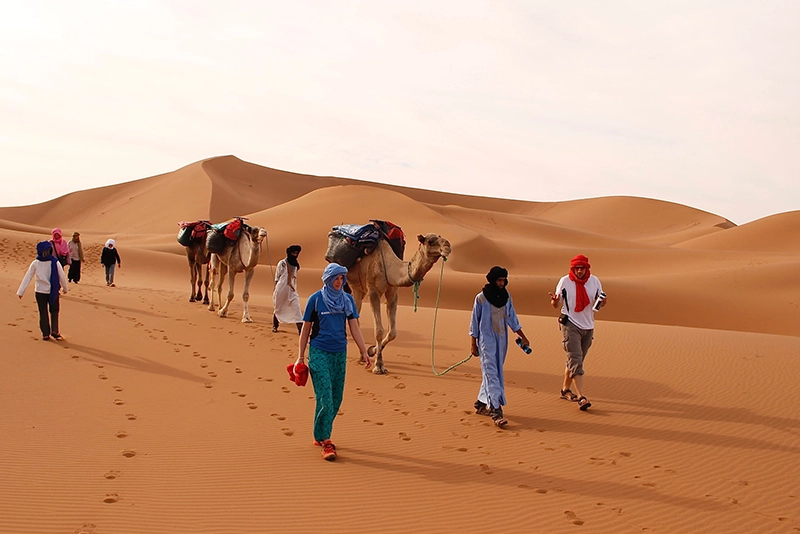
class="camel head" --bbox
[416,233,451,260]
[248,226,267,244]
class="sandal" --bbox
[52,334,63,341]
[474,400,490,416]
[560,388,579,402]
[42,335,50,341]
[577,396,592,411]
[490,408,508,428]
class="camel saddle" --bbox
[177,220,211,247]
[325,220,405,269]
[207,218,251,253]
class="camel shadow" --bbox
[64,295,168,319]
[63,342,207,384]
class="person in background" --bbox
[469,266,530,428]
[549,254,606,411]
[101,239,121,287]
[50,228,71,268]
[17,241,68,341]
[68,232,84,283]
[294,263,371,461]
[273,245,303,334]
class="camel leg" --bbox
[193,263,204,302]
[188,256,197,302]
[201,263,210,305]
[208,256,220,312]
[240,268,255,323]
[219,267,235,318]
[381,286,399,352]
[367,292,388,374]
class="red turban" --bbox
[568,255,591,312]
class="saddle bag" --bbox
[324,223,381,268]
[370,219,406,259]
[206,229,228,254]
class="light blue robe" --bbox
[469,292,522,409]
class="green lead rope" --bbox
[427,258,474,376]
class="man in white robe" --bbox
[273,245,303,333]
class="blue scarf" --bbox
[321,263,353,316]
[36,241,61,305]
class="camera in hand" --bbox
[515,338,532,354]
[592,291,607,312]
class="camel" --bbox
[347,233,451,374]
[207,225,268,323]
[185,239,211,304]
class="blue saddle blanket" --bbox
[331,224,380,246]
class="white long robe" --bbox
[273,259,303,323]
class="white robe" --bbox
[273,259,303,323]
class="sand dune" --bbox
[1,156,799,534]
[677,210,800,252]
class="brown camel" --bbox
[347,233,451,374]
[185,239,211,304]
[207,225,268,323]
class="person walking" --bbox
[469,266,529,428]
[101,239,121,287]
[50,228,71,268]
[17,241,69,340]
[67,231,84,283]
[294,263,371,461]
[273,245,303,334]
[549,254,606,411]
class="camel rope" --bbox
[429,258,473,376]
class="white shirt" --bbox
[555,274,603,330]
[17,259,69,296]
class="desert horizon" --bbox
[1,155,799,533]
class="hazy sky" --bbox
[2,1,798,224]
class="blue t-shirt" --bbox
[303,290,359,353]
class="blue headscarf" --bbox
[321,263,353,315]
[36,241,61,305]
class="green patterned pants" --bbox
[308,346,347,442]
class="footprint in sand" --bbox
[208,372,217,377]
[113,399,125,405]
[71,355,79,359]
[235,368,242,373]
[113,386,123,392]
[281,387,290,393]
[121,450,136,458]
[480,464,494,475]
[103,493,120,503]
[564,511,584,526]
[395,383,406,389]
[93,364,104,369]
[282,428,294,436]
[126,414,137,421]
[247,402,258,410]
[204,383,213,389]
[115,431,128,438]
[399,432,411,441]
[103,470,121,480]
[73,522,97,533]
[98,374,107,380]
[200,363,208,368]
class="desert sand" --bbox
[1,156,799,534]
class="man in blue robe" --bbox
[470,266,530,427]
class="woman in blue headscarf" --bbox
[295,263,371,461]
[17,241,69,340]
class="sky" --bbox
[1,1,798,224]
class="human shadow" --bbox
[342,446,728,513]
[63,295,169,319]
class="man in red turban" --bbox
[548,255,606,411]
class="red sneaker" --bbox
[321,441,336,461]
